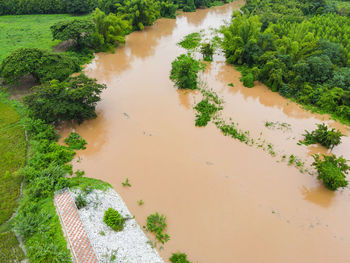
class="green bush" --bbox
[241,72,254,88]
[170,54,202,90]
[312,154,349,191]
[146,212,170,244]
[0,48,79,84]
[169,253,192,263]
[201,43,214,61]
[178,33,201,50]
[194,99,221,127]
[75,193,87,209]
[301,123,343,149]
[103,208,125,231]
[64,132,87,150]
[24,74,106,124]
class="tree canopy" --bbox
[50,19,95,49]
[23,74,106,124]
[0,48,79,84]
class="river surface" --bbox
[60,1,350,262]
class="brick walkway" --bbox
[54,189,99,263]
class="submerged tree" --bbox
[201,43,214,61]
[170,54,202,90]
[300,123,343,149]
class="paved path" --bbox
[54,189,99,263]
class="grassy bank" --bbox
[0,14,90,62]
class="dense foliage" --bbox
[64,132,88,150]
[169,253,192,263]
[170,54,202,89]
[51,19,95,50]
[312,154,349,190]
[300,123,343,149]
[146,212,170,244]
[194,99,222,126]
[24,74,106,124]
[92,8,130,51]
[103,208,125,231]
[222,2,350,124]
[201,43,214,61]
[178,32,202,49]
[0,48,79,84]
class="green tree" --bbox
[312,154,349,191]
[50,19,95,50]
[64,0,92,14]
[170,54,202,90]
[23,74,106,124]
[301,123,343,149]
[116,0,161,30]
[0,48,79,84]
[201,43,214,61]
[92,8,130,51]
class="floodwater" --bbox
[60,1,350,262]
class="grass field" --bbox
[0,101,26,225]
[0,14,90,62]
[0,231,25,262]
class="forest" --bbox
[222,0,350,124]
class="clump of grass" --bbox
[169,252,192,263]
[215,120,250,143]
[145,212,170,244]
[103,208,125,232]
[194,99,222,127]
[265,121,291,132]
[178,32,201,49]
[64,132,87,150]
[138,200,144,206]
[122,178,131,187]
[75,193,87,209]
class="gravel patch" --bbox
[71,188,164,263]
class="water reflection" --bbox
[301,185,335,208]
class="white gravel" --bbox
[71,188,164,263]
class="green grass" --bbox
[0,14,90,62]
[0,231,25,262]
[0,102,26,225]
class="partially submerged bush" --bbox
[312,154,349,191]
[146,212,170,244]
[201,43,214,61]
[194,99,222,127]
[170,54,202,90]
[301,123,343,149]
[103,208,125,232]
[64,132,87,150]
[178,33,201,49]
[169,253,192,263]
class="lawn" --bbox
[0,102,26,225]
[0,14,90,62]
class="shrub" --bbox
[312,154,349,190]
[178,33,201,49]
[194,99,221,127]
[201,43,214,61]
[146,212,170,244]
[0,48,79,84]
[64,132,87,150]
[170,54,202,90]
[169,253,192,263]
[103,208,125,231]
[241,72,254,88]
[301,123,343,149]
[75,193,87,209]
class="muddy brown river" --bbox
[61,1,350,262]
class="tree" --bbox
[0,48,79,84]
[312,154,349,191]
[64,0,92,15]
[92,8,130,51]
[50,19,95,50]
[115,0,161,30]
[200,43,214,61]
[170,54,202,89]
[23,74,106,124]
